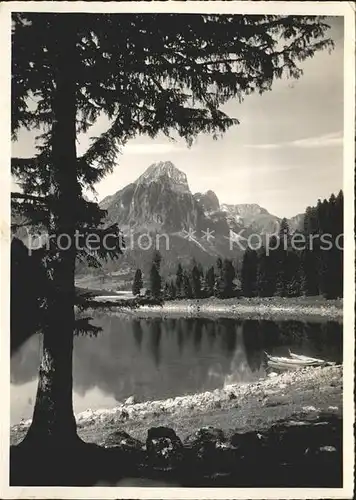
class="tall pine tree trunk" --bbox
[24,18,80,445]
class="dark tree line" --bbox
[133,254,240,301]
[132,268,143,296]
[135,191,343,303]
[132,250,163,300]
[241,191,343,300]
[164,257,238,300]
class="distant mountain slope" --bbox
[94,161,302,278]
[288,213,305,232]
[11,160,305,283]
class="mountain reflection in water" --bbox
[11,314,342,424]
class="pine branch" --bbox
[11,192,47,203]
[74,317,102,337]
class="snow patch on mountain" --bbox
[221,203,269,218]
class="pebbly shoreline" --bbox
[11,364,342,446]
[88,296,343,322]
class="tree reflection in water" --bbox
[242,320,264,372]
[11,313,342,425]
[148,319,162,368]
[176,320,184,356]
[132,319,143,351]
[219,319,238,363]
[193,320,203,353]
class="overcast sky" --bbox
[12,16,344,218]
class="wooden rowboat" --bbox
[287,349,333,364]
[265,352,319,365]
[264,351,335,370]
[266,359,305,371]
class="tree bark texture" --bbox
[25,17,80,445]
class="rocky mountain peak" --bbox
[194,190,220,213]
[136,161,190,194]
[88,162,306,277]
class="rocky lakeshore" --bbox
[11,364,342,446]
[88,296,343,322]
[10,364,343,487]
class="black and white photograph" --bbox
[0,1,354,498]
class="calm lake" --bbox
[11,313,342,425]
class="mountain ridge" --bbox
[99,162,301,225]
[95,161,305,276]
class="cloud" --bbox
[290,131,343,148]
[123,143,184,156]
[244,131,343,150]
